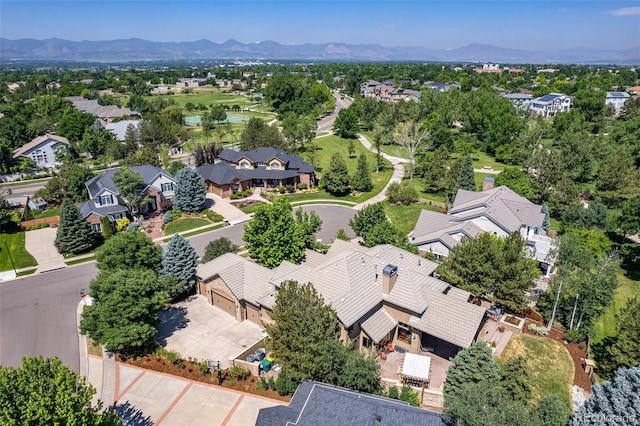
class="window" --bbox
[32,149,48,165]
[161,182,174,192]
[100,194,113,205]
[397,323,411,344]
[271,162,280,170]
[240,161,249,169]
[362,335,372,348]
[91,223,102,233]
[112,213,124,220]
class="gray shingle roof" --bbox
[79,199,128,219]
[256,380,446,426]
[218,147,315,173]
[86,165,173,199]
[197,162,301,185]
[361,307,398,343]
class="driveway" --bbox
[157,296,266,369]
[206,193,251,225]
[294,204,356,243]
[24,227,66,272]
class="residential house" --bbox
[505,93,533,114]
[79,165,176,233]
[605,91,630,115]
[4,196,47,212]
[410,185,556,276]
[475,64,503,74]
[196,241,487,359]
[627,86,640,96]
[196,147,315,198]
[6,82,25,93]
[530,93,572,118]
[360,80,420,104]
[64,96,141,123]
[105,120,140,141]
[422,81,460,92]
[256,380,446,426]
[13,134,70,169]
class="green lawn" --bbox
[32,208,60,219]
[239,202,266,214]
[592,270,640,343]
[500,335,574,410]
[452,151,508,171]
[385,201,441,235]
[163,218,211,236]
[286,135,393,204]
[0,232,37,271]
[145,90,252,109]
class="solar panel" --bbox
[608,92,628,98]
[538,94,559,102]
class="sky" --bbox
[1,1,639,51]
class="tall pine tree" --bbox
[454,153,475,196]
[161,234,199,290]
[173,168,207,212]
[55,200,96,254]
[323,152,350,195]
[351,153,372,192]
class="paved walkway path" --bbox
[24,227,66,273]
[206,193,251,225]
[353,134,405,210]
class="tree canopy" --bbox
[436,232,539,311]
[113,166,145,212]
[201,237,238,263]
[95,229,162,272]
[323,152,351,195]
[54,199,96,254]
[243,198,321,267]
[173,167,207,212]
[81,268,169,354]
[0,356,119,425]
[161,233,200,290]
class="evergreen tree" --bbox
[0,356,120,425]
[55,200,95,254]
[570,366,640,425]
[454,153,475,196]
[535,394,570,426]
[444,341,501,402]
[599,296,640,379]
[499,356,532,403]
[100,216,113,238]
[323,152,350,195]
[173,167,207,212]
[161,234,200,290]
[351,153,372,192]
[202,237,238,263]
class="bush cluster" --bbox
[527,324,549,336]
[564,329,585,343]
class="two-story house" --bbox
[196,147,315,198]
[530,93,572,118]
[410,186,557,276]
[79,165,176,233]
[12,134,70,169]
[605,91,630,116]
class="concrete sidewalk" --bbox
[24,227,66,273]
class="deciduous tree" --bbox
[202,237,238,263]
[80,268,169,354]
[96,229,162,272]
[395,120,431,180]
[113,167,146,213]
[0,356,119,425]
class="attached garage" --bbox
[246,304,261,325]
[213,291,236,318]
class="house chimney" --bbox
[382,264,398,295]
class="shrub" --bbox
[388,386,400,399]
[285,184,295,193]
[228,365,250,381]
[278,185,286,194]
[527,324,549,336]
[275,370,298,396]
[229,378,235,387]
[268,376,276,390]
[260,377,269,390]
[163,211,172,223]
[198,361,209,377]
[256,380,265,393]
[399,385,421,407]
[297,183,308,190]
[172,209,182,219]
[564,329,585,343]
[116,217,130,232]
[237,202,244,208]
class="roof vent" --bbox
[443,285,452,295]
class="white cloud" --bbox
[608,7,640,16]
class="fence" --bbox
[20,216,59,230]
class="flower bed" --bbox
[119,353,291,402]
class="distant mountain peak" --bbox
[0,37,637,64]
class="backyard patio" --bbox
[379,348,450,392]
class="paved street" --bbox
[0,205,354,372]
[316,91,352,134]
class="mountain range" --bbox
[1,38,639,64]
